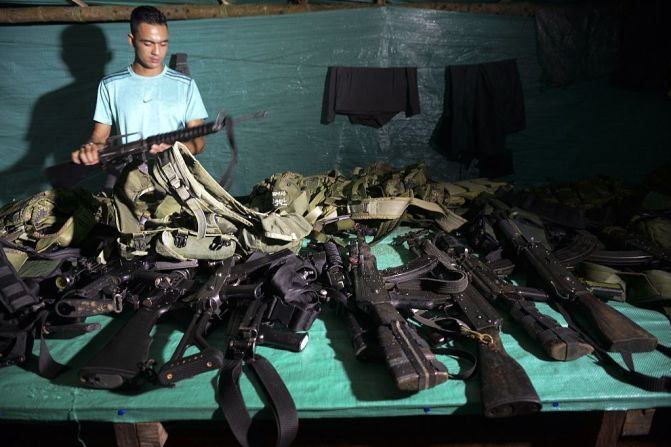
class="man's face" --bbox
[129,22,169,72]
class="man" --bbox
[72,5,207,165]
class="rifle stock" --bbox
[568,292,657,353]
[423,242,542,417]
[477,326,542,417]
[79,306,160,389]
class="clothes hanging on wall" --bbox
[322,66,420,128]
[432,59,525,178]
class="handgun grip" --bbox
[477,328,542,417]
[79,307,160,389]
[568,293,657,353]
[377,319,449,391]
[157,347,224,386]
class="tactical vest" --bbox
[112,143,313,260]
[247,161,509,243]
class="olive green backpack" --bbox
[112,142,312,260]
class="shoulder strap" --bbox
[218,355,298,447]
[554,301,671,392]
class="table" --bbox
[2,232,670,446]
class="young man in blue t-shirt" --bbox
[72,5,208,166]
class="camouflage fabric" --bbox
[247,161,508,243]
[0,188,113,252]
[113,142,312,260]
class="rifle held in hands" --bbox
[46,111,266,189]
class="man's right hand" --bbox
[72,142,104,165]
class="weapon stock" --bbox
[416,240,542,417]
[79,269,195,389]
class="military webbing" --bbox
[0,189,105,254]
[0,244,40,313]
[247,163,508,245]
[579,262,671,319]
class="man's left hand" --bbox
[149,143,173,154]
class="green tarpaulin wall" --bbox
[1,7,669,206]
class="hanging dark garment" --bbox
[432,59,525,178]
[322,66,420,128]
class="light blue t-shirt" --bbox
[94,65,208,142]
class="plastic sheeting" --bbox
[1,228,670,423]
[0,7,669,208]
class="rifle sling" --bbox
[218,354,298,447]
[218,115,238,191]
[554,301,671,393]
[37,311,68,379]
[432,346,477,380]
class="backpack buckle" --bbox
[209,236,231,251]
[173,233,188,248]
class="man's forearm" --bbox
[184,136,206,155]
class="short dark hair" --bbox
[130,6,168,35]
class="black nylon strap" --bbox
[218,116,237,191]
[554,302,671,392]
[432,346,477,380]
[218,354,298,447]
[36,311,67,379]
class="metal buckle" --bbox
[173,233,188,248]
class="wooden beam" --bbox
[0,4,369,24]
[0,2,540,24]
[401,2,538,17]
[114,422,168,447]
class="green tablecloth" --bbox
[1,232,670,423]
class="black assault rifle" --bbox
[433,233,594,362]
[406,238,542,417]
[495,215,658,354]
[45,110,266,189]
[345,233,449,391]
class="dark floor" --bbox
[4,408,670,446]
